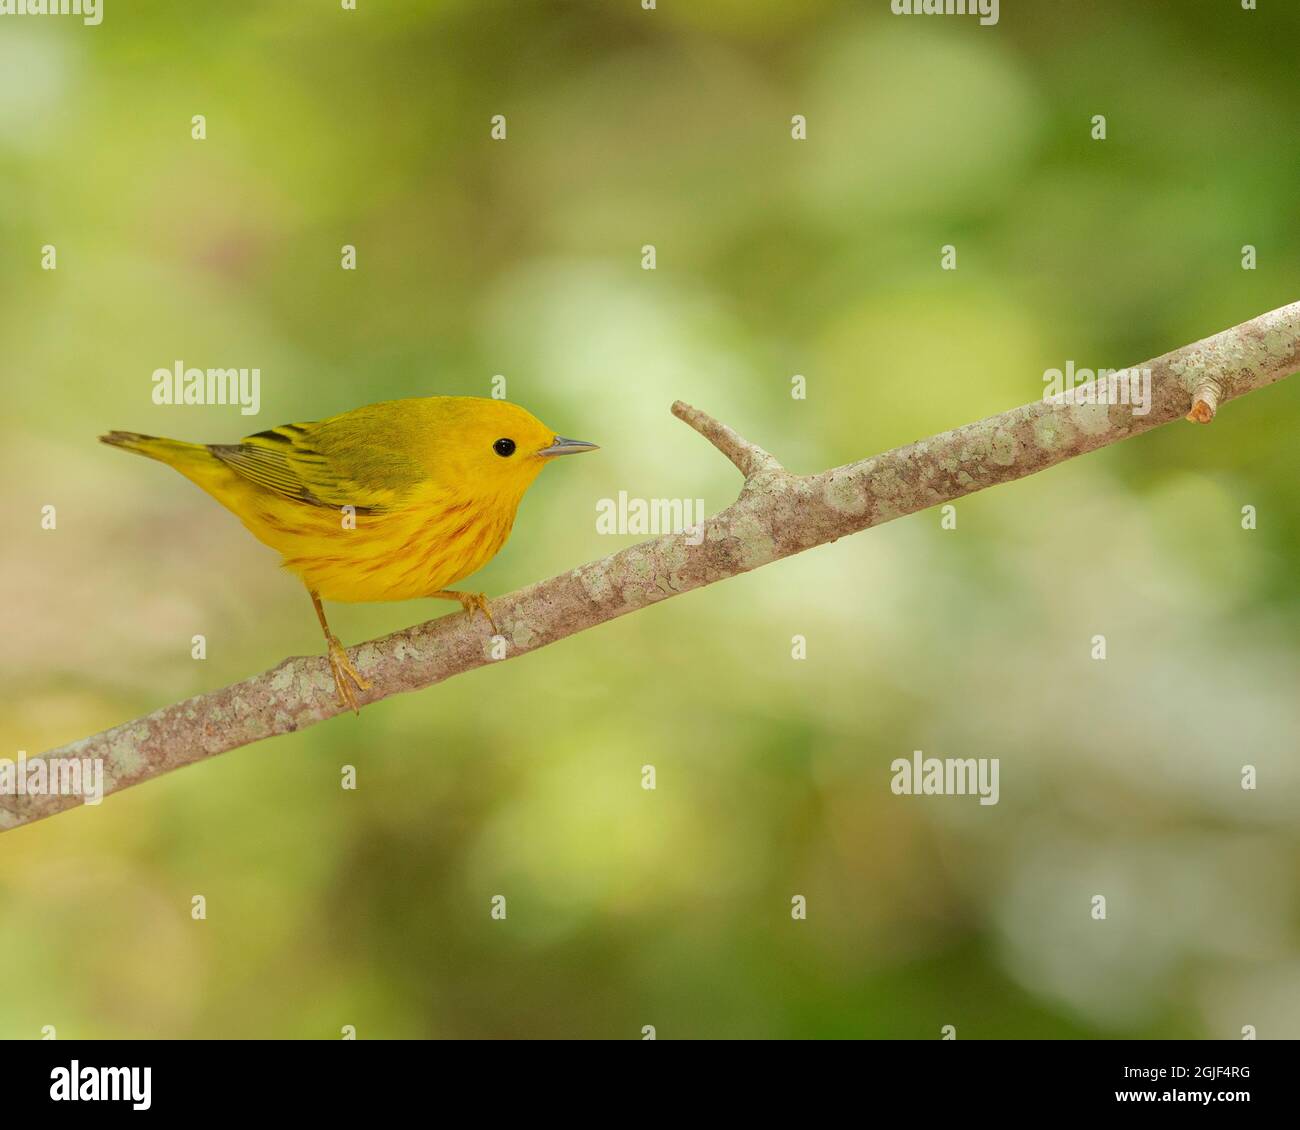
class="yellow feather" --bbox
[100,397,595,609]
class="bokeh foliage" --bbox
[1,0,1298,1038]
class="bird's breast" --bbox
[289,489,518,603]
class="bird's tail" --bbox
[99,430,209,470]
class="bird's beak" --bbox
[537,436,600,458]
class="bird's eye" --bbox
[493,437,516,457]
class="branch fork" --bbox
[670,400,787,482]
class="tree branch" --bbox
[5,301,1299,833]
[670,399,785,478]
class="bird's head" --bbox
[430,397,598,502]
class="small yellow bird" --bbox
[101,396,598,711]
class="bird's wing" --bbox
[209,414,427,513]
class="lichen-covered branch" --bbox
[5,301,1299,833]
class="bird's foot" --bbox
[432,589,498,633]
[458,591,498,633]
[326,635,371,714]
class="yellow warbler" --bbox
[101,396,598,711]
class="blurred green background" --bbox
[2,0,1299,1039]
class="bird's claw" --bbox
[326,635,371,714]
[457,591,498,633]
